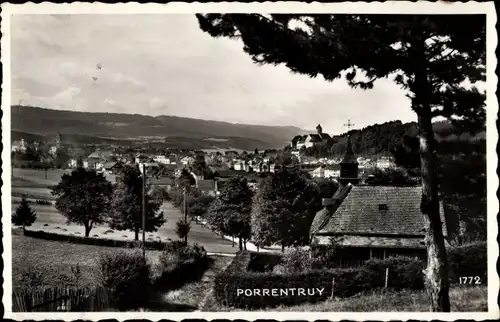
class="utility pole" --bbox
[142,162,146,259]
[183,187,187,222]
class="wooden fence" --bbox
[12,286,110,312]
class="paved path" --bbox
[155,202,239,254]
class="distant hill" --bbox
[302,120,485,158]
[11,105,308,150]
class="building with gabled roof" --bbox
[310,183,448,265]
[309,132,448,267]
[292,124,332,150]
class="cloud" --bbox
[10,14,460,133]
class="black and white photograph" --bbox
[1,1,498,319]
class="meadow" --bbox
[10,167,237,253]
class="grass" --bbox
[11,230,163,289]
[202,286,488,312]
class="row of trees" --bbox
[50,166,166,238]
[206,169,338,251]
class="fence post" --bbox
[330,278,335,299]
[385,267,389,288]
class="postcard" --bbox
[1,1,498,320]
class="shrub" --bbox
[276,248,311,274]
[447,241,487,285]
[155,243,209,291]
[97,250,151,310]
[248,252,282,272]
[311,243,338,269]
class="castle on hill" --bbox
[291,124,331,150]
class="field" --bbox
[11,230,233,312]
[10,168,237,254]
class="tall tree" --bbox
[52,168,113,237]
[251,168,322,251]
[12,198,37,231]
[196,14,485,311]
[109,165,166,240]
[207,176,253,250]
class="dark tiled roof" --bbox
[310,184,353,233]
[309,134,323,142]
[320,133,332,140]
[314,185,447,237]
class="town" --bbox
[6,8,491,317]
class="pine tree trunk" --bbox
[84,225,91,237]
[418,112,450,312]
[281,244,285,252]
[413,29,450,312]
[239,237,243,251]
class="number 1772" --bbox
[458,276,482,284]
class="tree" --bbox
[207,176,253,250]
[108,165,166,240]
[175,219,191,244]
[52,168,113,237]
[176,169,196,192]
[254,148,259,155]
[251,168,322,251]
[12,198,37,231]
[196,14,485,311]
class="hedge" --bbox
[214,251,425,309]
[23,229,167,251]
[214,243,487,309]
[447,241,487,285]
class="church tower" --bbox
[316,124,323,135]
[55,133,62,149]
[339,135,359,186]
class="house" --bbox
[154,154,175,165]
[310,183,448,266]
[11,139,28,153]
[311,164,340,178]
[103,161,123,174]
[83,159,104,170]
[293,124,332,150]
[181,156,195,166]
[376,156,394,169]
[135,153,149,165]
[149,176,174,192]
[198,179,216,196]
[310,134,448,267]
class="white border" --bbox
[1,2,498,321]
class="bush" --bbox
[155,243,209,291]
[273,248,311,274]
[248,252,282,272]
[447,241,487,285]
[97,250,151,311]
[311,243,338,269]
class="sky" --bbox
[11,14,418,134]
